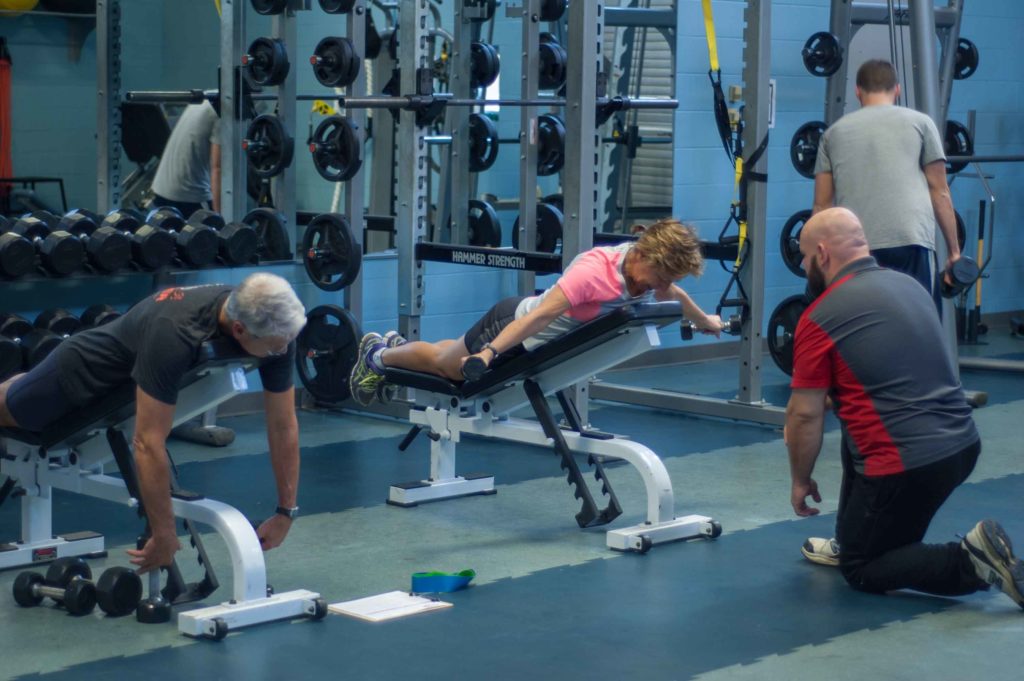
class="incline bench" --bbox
[385,303,721,552]
[0,339,323,638]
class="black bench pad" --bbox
[384,302,681,401]
[0,338,254,449]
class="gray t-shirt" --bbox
[814,105,946,250]
[152,102,220,204]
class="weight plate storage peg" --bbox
[244,115,294,179]
[790,121,827,179]
[302,213,362,292]
[780,209,812,278]
[309,115,363,183]
[801,32,843,77]
[767,295,810,376]
[296,304,361,403]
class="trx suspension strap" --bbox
[701,0,733,164]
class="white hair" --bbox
[225,272,306,339]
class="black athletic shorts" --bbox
[5,347,77,432]
[463,296,526,356]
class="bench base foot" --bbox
[606,514,720,553]
[387,474,496,507]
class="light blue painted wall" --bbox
[2,0,1022,335]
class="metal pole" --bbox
[344,1,368,324]
[517,0,541,297]
[219,0,247,221]
[824,0,854,125]
[736,0,771,406]
[397,0,430,343]
[446,1,476,246]
[96,0,122,213]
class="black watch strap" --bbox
[275,505,299,519]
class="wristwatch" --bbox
[275,505,299,520]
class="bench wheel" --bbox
[208,617,229,641]
[705,520,723,539]
[312,597,328,620]
[636,535,653,554]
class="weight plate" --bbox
[537,113,566,176]
[801,32,843,78]
[470,41,500,89]
[539,0,567,22]
[944,120,973,175]
[467,199,502,247]
[512,201,563,253]
[250,0,287,15]
[467,112,500,172]
[780,209,812,278]
[319,0,356,13]
[953,37,979,80]
[296,304,361,403]
[767,295,809,376]
[537,36,567,90]
[244,114,294,179]
[790,121,826,179]
[312,36,361,89]
[302,213,362,291]
[245,37,290,87]
[243,208,292,261]
[309,115,363,183]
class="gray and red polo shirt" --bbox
[791,257,978,477]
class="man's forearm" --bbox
[211,168,222,213]
[133,440,177,539]
[267,418,300,508]
[786,416,824,484]
[931,189,960,257]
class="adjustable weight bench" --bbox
[0,339,323,638]
[385,303,721,552]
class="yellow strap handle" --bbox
[312,99,335,116]
[213,0,221,16]
[701,0,720,72]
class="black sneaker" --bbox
[962,519,1024,609]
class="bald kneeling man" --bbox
[784,207,1023,608]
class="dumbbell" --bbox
[80,303,122,329]
[188,209,259,266]
[94,566,144,617]
[12,556,96,616]
[0,313,63,371]
[680,314,743,340]
[146,207,219,267]
[98,209,176,270]
[0,215,36,279]
[56,210,132,273]
[940,256,981,298]
[3,212,84,276]
[34,308,82,338]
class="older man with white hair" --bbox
[0,273,307,573]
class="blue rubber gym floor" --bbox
[2,344,1023,681]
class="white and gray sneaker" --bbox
[801,537,840,567]
[373,331,408,404]
[962,519,1024,609]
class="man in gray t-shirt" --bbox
[812,59,962,309]
[151,101,221,216]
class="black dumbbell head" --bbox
[81,304,122,328]
[20,329,61,368]
[188,208,227,230]
[58,212,98,238]
[63,578,98,616]
[0,335,23,380]
[45,556,93,587]
[0,232,35,279]
[101,210,142,234]
[34,308,81,337]
[147,206,186,233]
[85,227,132,272]
[12,571,46,607]
[38,230,85,275]
[130,224,176,270]
[96,566,143,617]
[218,222,258,265]
[9,215,52,241]
[175,223,219,266]
[0,313,33,339]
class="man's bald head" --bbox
[801,208,871,289]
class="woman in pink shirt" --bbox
[348,218,723,405]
